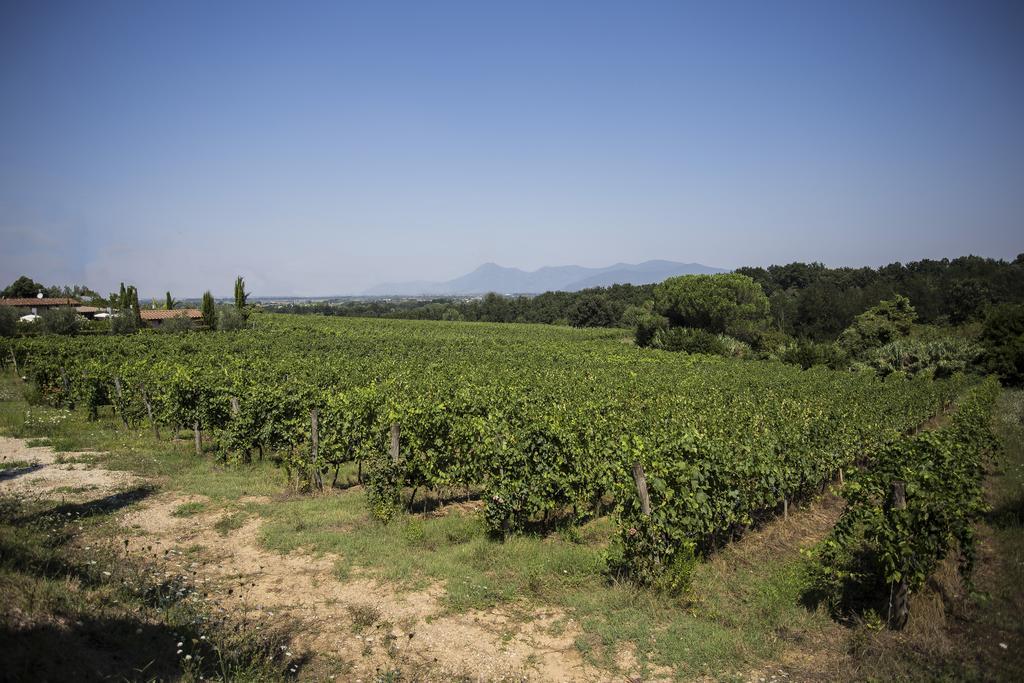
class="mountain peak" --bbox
[363,259,726,296]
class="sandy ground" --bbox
[0,436,137,501]
[1,434,641,681]
[121,492,617,681]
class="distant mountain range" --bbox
[363,260,726,296]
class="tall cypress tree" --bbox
[129,286,144,328]
[118,282,127,311]
[165,292,174,310]
[201,291,216,329]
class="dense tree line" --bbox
[266,283,658,328]
[736,255,1024,340]
[266,255,1024,339]
[1,275,101,302]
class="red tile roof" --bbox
[140,308,202,320]
[1,297,81,307]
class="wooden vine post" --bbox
[140,384,160,439]
[390,423,401,465]
[231,396,248,463]
[310,408,323,491]
[631,461,652,516]
[193,420,202,455]
[60,366,74,410]
[889,480,910,629]
[113,376,129,427]
[9,348,19,378]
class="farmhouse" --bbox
[140,308,203,328]
[1,296,81,315]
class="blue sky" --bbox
[1,0,1021,296]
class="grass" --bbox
[3,370,1022,680]
[171,501,208,517]
[0,459,32,471]
[214,510,249,535]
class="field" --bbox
[1,315,1021,680]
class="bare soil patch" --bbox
[122,490,607,680]
[5,434,610,680]
[0,435,137,501]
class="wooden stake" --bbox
[141,384,159,439]
[889,480,909,629]
[60,366,74,409]
[193,421,202,455]
[390,423,400,465]
[113,376,129,427]
[310,408,323,490]
[783,497,789,520]
[9,349,19,377]
[631,462,652,516]
[231,396,250,462]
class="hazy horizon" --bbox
[2,1,1022,297]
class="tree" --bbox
[947,279,990,324]
[2,276,47,298]
[0,305,17,337]
[201,291,216,329]
[980,304,1024,386]
[128,286,144,328]
[837,295,916,357]
[165,292,177,310]
[479,293,513,323]
[653,274,770,340]
[234,276,248,310]
[118,283,128,312]
[567,293,620,328]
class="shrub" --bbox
[716,334,752,359]
[39,307,80,336]
[161,313,195,333]
[866,337,983,379]
[779,341,847,370]
[217,306,248,331]
[0,305,16,337]
[110,314,139,335]
[653,327,727,355]
[634,313,669,347]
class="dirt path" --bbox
[1,434,629,682]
